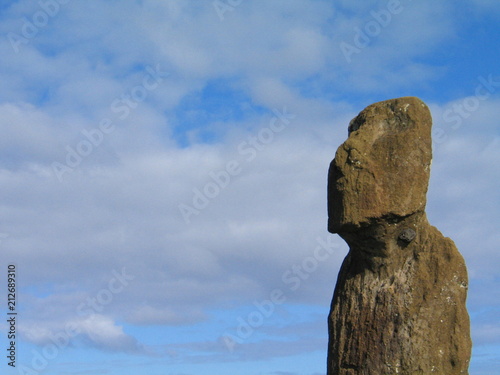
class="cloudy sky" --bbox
[0,0,499,374]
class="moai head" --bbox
[328,97,433,239]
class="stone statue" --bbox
[326,97,471,374]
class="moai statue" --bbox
[327,97,471,375]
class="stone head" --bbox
[328,97,433,236]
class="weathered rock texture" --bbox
[326,97,471,375]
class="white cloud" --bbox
[20,313,147,354]
[79,314,143,352]
[127,305,206,326]
[0,103,66,166]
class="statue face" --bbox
[328,97,433,235]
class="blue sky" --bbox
[0,0,499,374]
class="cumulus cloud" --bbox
[20,313,148,354]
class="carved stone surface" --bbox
[326,97,471,375]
